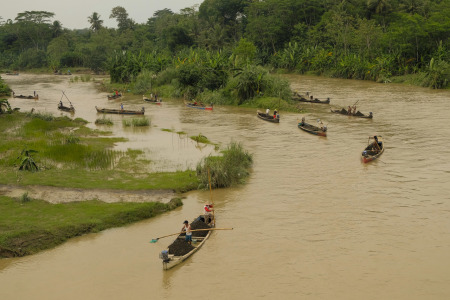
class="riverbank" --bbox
[0,196,182,258]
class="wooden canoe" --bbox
[13,93,38,100]
[331,108,373,119]
[143,95,162,105]
[362,136,384,163]
[292,92,330,104]
[257,110,280,123]
[161,216,214,270]
[185,102,213,110]
[298,121,327,136]
[95,106,145,115]
[58,103,75,113]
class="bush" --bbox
[196,142,253,188]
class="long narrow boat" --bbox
[58,103,75,113]
[143,95,162,105]
[160,216,214,270]
[257,110,280,123]
[331,108,373,119]
[185,102,213,110]
[12,92,38,100]
[298,119,327,136]
[95,106,145,115]
[292,92,330,104]
[362,136,384,163]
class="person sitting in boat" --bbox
[352,105,357,114]
[120,103,124,110]
[273,109,278,119]
[59,100,63,107]
[373,136,381,152]
[348,106,352,115]
[266,108,270,115]
[182,220,192,245]
[204,204,214,225]
[301,117,305,124]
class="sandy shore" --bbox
[0,184,176,204]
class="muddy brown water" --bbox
[1,73,450,299]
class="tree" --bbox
[110,6,135,31]
[88,12,104,32]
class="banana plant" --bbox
[0,99,12,114]
[17,149,39,172]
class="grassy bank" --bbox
[0,196,182,258]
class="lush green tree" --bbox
[110,6,135,31]
[88,12,104,32]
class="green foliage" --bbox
[17,149,39,172]
[122,117,150,127]
[95,117,114,125]
[196,141,253,188]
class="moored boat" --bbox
[292,91,330,104]
[58,102,75,113]
[143,95,162,104]
[95,106,145,115]
[12,91,38,100]
[257,110,280,123]
[185,102,213,110]
[361,136,384,163]
[160,216,214,270]
[298,118,327,136]
[331,108,373,119]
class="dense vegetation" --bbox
[0,1,448,90]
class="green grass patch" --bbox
[95,117,113,126]
[122,117,151,127]
[0,196,183,257]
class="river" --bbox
[1,73,449,299]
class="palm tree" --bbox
[88,12,103,32]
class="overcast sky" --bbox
[0,0,204,29]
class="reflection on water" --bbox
[1,73,450,299]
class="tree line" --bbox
[0,0,448,89]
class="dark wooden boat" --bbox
[292,92,330,104]
[95,106,145,115]
[143,95,162,105]
[185,102,213,110]
[362,136,384,163]
[298,119,327,136]
[160,215,214,270]
[5,72,19,76]
[331,108,373,119]
[58,103,75,113]
[12,92,38,100]
[107,93,122,100]
[257,110,280,123]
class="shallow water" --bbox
[1,73,450,299]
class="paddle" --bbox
[150,228,233,243]
[61,90,72,106]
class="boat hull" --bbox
[257,111,280,123]
[95,106,145,115]
[331,109,373,119]
[186,103,213,110]
[361,138,384,163]
[298,122,327,136]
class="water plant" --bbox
[122,117,150,127]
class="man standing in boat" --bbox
[204,204,214,225]
[182,220,192,245]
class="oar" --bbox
[150,228,233,243]
[62,90,72,105]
